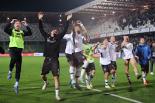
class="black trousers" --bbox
[9,47,23,82]
[140,63,149,74]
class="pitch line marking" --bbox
[105,93,143,103]
[80,85,102,92]
[80,85,143,103]
[19,83,152,103]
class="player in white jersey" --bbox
[73,21,89,89]
[63,33,76,88]
[121,36,141,91]
[64,20,88,90]
[97,38,115,89]
[108,36,118,88]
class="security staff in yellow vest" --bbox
[4,19,32,94]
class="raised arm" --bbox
[92,42,100,51]
[38,12,48,38]
[23,26,32,36]
[4,19,16,35]
[76,20,89,42]
[56,14,72,40]
[21,20,32,36]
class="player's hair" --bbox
[72,23,82,46]
[103,37,108,41]
[52,27,59,31]
[14,19,21,23]
[139,36,145,39]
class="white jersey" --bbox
[122,43,134,60]
[109,42,117,61]
[63,33,74,54]
[74,34,84,53]
[98,47,111,65]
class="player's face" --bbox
[51,29,59,36]
[103,39,108,46]
[110,36,115,42]
[74,25,81,34]
[140,38,145,44]
[14,21,21,30]
[123,36,129,42]
[152,43,155,47]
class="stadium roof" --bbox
[0,0,154,15]
[67,0,155,15]
[0,0,154,23]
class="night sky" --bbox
[0,0,93,12]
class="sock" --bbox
[42,75,47,84]
[80,60,88,80]
[142,72,146,82]
[55,89,59,97]
[126,74,130,79]
[80,68,86,80]
[69,66,76,84]
[126,74,131,85]
[15,81,19,87]
[112,74,116,84]
[105,80,108,86]
[44,80,47,84]
[135,72,139,77]
[8,70,12,74]
[85,74,89,85]
[89,74,94,82]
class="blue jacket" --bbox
[135,44,151,65]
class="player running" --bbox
[97,38,115,89]
[80,43,98,89]
[135,37,151,86]
[121,36,141,91]
[38,12,72,100]
[64,20,88,90]
[108,36,118,88]
[4,18,32,94]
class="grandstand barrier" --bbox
[0,53,66,57]
[100,26,155,37]
[0,52,122,59]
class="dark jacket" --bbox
[135,44,151,65]
[39,20,69,58]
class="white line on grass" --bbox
[20,86,41,90]
[80,85,102,92]
[105,93,143,103]
[20,83,151,103]
[80,85,143,103]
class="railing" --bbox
[99,26,155,37]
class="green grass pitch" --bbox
[0,57,155,103]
